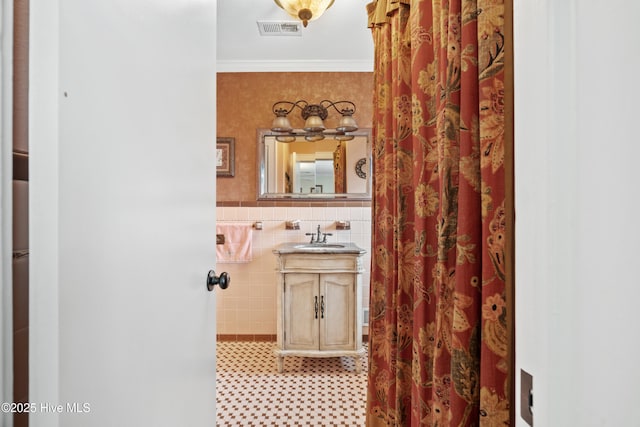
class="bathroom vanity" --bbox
[272,242,366,373]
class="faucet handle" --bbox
[305,232,316,243]
[321,232,333,243]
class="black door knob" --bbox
[206,270,230,291]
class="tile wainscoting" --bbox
[215,205,372,336]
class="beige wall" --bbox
[216,72,373,203]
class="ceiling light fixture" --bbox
[273,0,335,27]
[271,100,358,142]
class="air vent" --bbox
[257,20,303,37]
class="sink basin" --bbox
[273,242,366,255]
[293,244,346,250]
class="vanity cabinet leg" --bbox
[354,356,363,374]
[276,356,284,373]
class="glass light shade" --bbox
[271,115,293,132]
[335,134,355,141]
[274,0,335,27]
[304,115,325,132]
[336,114,358,132]
[305,133,325,142]
[275,135,297,143]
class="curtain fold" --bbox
[366,0,509,425]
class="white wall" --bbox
[346,141,368,194]
[515,1,640,425]
[29,1,61,425]
[0,0,14,422]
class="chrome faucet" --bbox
[306,224,332,244]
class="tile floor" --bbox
[215,341,367,426]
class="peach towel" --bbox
[216,223,253,263]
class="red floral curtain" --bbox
[366,0,508,425]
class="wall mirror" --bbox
[257,128,372,200]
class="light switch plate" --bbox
[521,369,533,426]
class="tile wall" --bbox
[216,206,372,337]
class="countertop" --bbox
[273,242,367,255]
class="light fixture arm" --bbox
[319,100,357,117]
[272,100,309,117]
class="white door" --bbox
[29,1,219,426]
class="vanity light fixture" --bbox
[274,0,335,28]
[271,99,358,142]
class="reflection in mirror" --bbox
[257,129,372,200]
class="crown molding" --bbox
[216,59,373,73]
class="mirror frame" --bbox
[257,128,372,201]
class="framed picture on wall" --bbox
[216,137,235,177]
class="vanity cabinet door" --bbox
[284,273,320,351]
[319,273,355,351]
